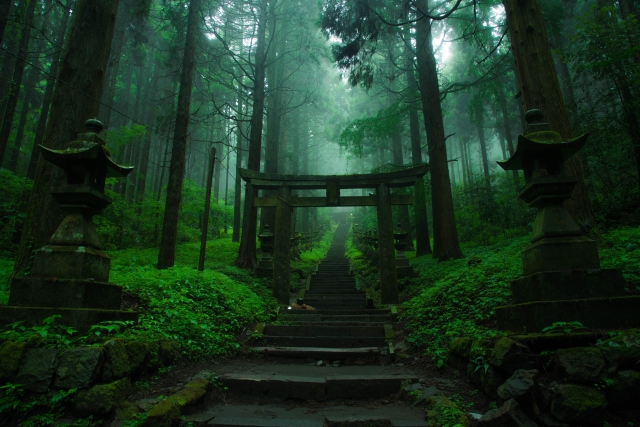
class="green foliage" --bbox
[0,315,78,348]
[0,170,32,255]
[402,226,640,366]
[403,236,526,366]
[0,383,84,426]
[428,403,468,427]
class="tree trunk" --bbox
[157,0,200,269]
[497,87,520,189]
[475,111,491,190]
[235,0,268,269]
[12,0,120,278]
[0,0,37,165]
[232,95,244,242]
[27,3,71,179]
[415,0,462,261]
[0,0,12,43]
[6,68,36,172]
[503,0,601,240]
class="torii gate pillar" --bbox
[376,183,399,304]
[273,185,292,304]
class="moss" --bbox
[158,340,181,365]
[449,337,472,359]
[550,384,607,424]
[143,376,209,427]
[125,341,150,373]
[74,377,132,416]
[426,397,469,427]
[469,338,493,358]
[102,339,131,381]
[113,401,139,424]
[0,341,27,382]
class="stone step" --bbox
[188,403,427,427]
[304,304,367,310]
[255,336,385,347]
[278,314,393,323]
[278,321,388,327]
[282,309,391,316]
[250,346,382,359]
[304,294,365,300]
[305,290,362,295]
[263,325,384,337]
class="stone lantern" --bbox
[393,223,413,278]
[0,119,137,329]
[494,109,635,333]
[497,109,597,275]
[255,225,274,278]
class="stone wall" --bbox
[449,332,640,425]
[0,338,181,416]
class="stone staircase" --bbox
[184,222,426,427]
[251,222,394,359]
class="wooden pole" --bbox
[376,183,399,304]
[198,147,216,272]
[273,185,292,304]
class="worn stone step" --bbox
[263,325,384,337]
[305,290,362,295]
[279,321,388,327]
[278,314,392,323]
[256,336,385,347]
[250,346,381,359]
[304,295,364,300]
[191,403,426,427]
[281,309,391,315]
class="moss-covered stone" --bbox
[554,347,605,384]
[449,337,473,359]
[0,341,27,382]
[467,363,507,400]
[102,339,131,381]
[605,370,640,411]
[74,377,132,416]
[158,340,181,365]
[549,384,607,424]
[597,332,640,369]
[55,347,104,389]
[15,348,60,392]
[111,401,140,427]
[125,341,150,375]
[426,395,469,427]
[143,376,209,427]
[490,337,535,374]
[146,342,161,370]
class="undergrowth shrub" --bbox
[0,170,32,255]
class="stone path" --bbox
[185,222,427,426]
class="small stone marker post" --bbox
[393,223,414,279]
[495,110,639,332]
[0,120,138,330]
[255,225,274,279]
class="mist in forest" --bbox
[1,0,639,267]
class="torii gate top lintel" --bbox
[238,164,429,190]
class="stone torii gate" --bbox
[238,164,429,305]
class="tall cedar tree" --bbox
[0,0,37,165]
[157,0,201,269]
[235,0,268,269]
[0,0,11,43]
[503,0,601,240]
[11,0,120,278]
[415,0,463,260]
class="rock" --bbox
[538,413,568,427]
[468,412,483,421]
[478,399,537,427]
[554,348,605,384]
[74,377,132,416]
[158,340,181,365]
[490,338,535,374]
[498,369,538,401]
[125,341,150,375]
[143,376,209,427]
[597,333,640,369]
[605,370,640,411]
[316,360,324,366]
[0,341,27,382]
[549,384,607,425]
[110,401,139,427]
[15,348,60,392]
[137,398,160,411]
[422,386,440,399]
[55,347,104,389]
[102,339,131,381]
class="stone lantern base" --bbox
[395,257,414,279]
[521,236,600,276]
[255,260,273,279]
[0,244,137,332]
[496,268,640,332]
